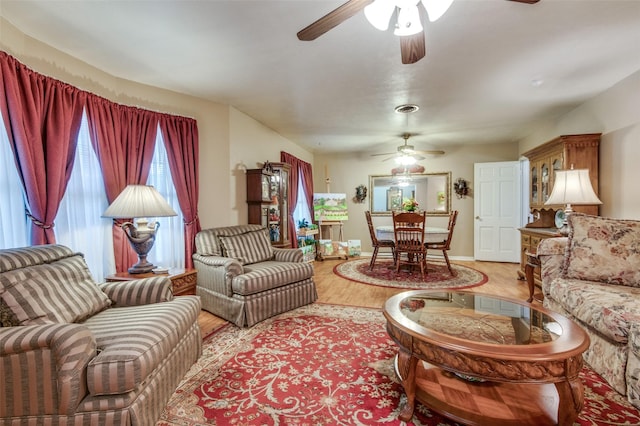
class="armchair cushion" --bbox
[0,254,111,325]
[218,228,274,265]
[564,214,640,287]
[234,261,314,296]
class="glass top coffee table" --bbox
[383,290,590,425]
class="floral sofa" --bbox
[538,213,640,408]
[193,224,317,327]
[0,244,202,425]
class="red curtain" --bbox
[0,52,86,244]
[280,152,314,248]
[159,115,200,268]
[85,95,159,272]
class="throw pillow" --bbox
[563,213,640,287]
[0,254,112,325]
[219,228,274,265]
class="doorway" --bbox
[473,161,523,262]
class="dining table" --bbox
[375,225,449,244]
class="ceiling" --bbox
[1,0,640,156]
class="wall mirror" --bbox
[369,172,451,216]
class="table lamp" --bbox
[545,168,602,235]
[103,185,177,273]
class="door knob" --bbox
[475,216,480,220]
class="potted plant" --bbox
[297,219,318,236]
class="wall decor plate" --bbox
[555,209,566,228]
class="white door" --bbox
[474,161,522,262]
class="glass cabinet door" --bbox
[530,164,538,206]
[540,161,550,203]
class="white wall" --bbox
[519,70,640,219]
[229,108,314,225]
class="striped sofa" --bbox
[0,245,202,425]
[194,224,317,327]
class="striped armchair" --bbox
[0,245,202,426]
[193,225,317,327]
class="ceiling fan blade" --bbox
[508,0,539,3]
[297,0,373,41]
[415,149,445,155]
[371,152,396,157]
[400,31,426,64]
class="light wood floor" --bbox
[197,258,533,336]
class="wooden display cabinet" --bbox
[523,133,600,216]
[518,133,600,294]
[246,162,292,248]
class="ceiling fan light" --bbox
[393,5,423,36]
[396,155,417,165]
[364,0,396,31]
[422,0,454,22]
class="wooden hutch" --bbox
[246,162,292,248]
[519,133,601,290]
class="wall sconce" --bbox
[454,178,469,199]
[353,184,367,203]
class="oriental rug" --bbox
[158,303,640,426]
[333,258,488,290]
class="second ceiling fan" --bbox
[297,0,540,64]
[371,133,445,164]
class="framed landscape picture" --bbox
[386,188,403,211]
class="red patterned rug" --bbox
[334,258,488,290]
[158,304,640,425]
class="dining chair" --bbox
[392,210,428,278]
[426,210,458,274]
[365,210,396,270]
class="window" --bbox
[293,173,312,228]
[1,112,185,279]
[56,112,114,281]
[146,128,185,269]
[0,116,30,249]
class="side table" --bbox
[105,268,197,296]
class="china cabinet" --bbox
[518,133,600,291]
[523,133,600,216]
[246,162,291,248]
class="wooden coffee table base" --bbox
[394,351,583,426]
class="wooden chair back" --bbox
[393,211,427,253]
[365,210,379,245]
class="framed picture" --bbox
[386,188,403,211]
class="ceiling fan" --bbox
[371,133,445,164]
[297,0,540,64]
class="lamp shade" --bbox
[103,185,177,218]
[545,169,602,206]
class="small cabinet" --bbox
[246,163,292,248]
[517,228,561,290]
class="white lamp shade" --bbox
[103,185,177,218]
[364,0,396,31]
[394,5,424,36]
[422,0,454,22]
[545,169,602,206]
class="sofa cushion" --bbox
[195,224,265,256]
[548,276,640,344]
[564,214,640,287]
[82,296,201,396]
[0,254,111,325]
[219,228,274,265]
[232,260,314,296]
